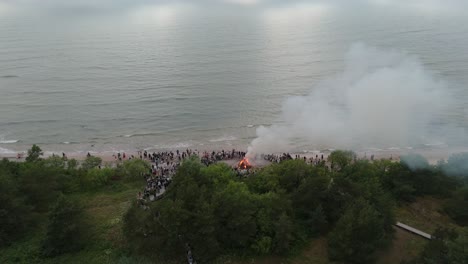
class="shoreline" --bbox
[2,144,467,165]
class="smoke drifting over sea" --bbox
[247,43,464,157]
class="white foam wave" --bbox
[423,142,446,147]
[302,150,321,154]
[153,142,194,150]
[247,125,254,128]
[123,134,133,138]
[0,140,18,144]
[209,136,237,142]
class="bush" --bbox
[328,198,391,264]
[443,152,468,177]
[414,227,467,264]
[18,162,62,212]
[444,186,468,226]
[328,150,356,171]
[119,159,150,180]
[25,144,43,162]
[80,167,115,189]
[42,195,87,257]
[81,156,102,170]
[0,172,31,247]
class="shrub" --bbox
[42,195,87,257]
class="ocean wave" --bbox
[2,119,59,126]
[302,150,321,154]
[209,136,237,142]
[247,125,254,128]
[423,142,446,147]
[2,75,18,78]
[0,140,19,144]
[61,141,79,145]
[0,147,15,154]
[146,142,195,150]
[165,142,194,149]
[117,132,163,138]
[387,147,401,150]
[366,147,383,151]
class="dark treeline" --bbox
[1,146,467,263]
[0,145,150,257]
[123,150,467,263]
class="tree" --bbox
[81,168,114,189]
[400,154,429,171]
[328,198,389,264]
[292,175,329,235]
[43,155,66,169]
[328,150,356,171]
[415,227,465,264]
[275,159,313,192]
[273,213,294,254]
[67,158,78,170]
[443,152,468,177]
[18,162,61,212]
[42,195,87,257]
[447,228,468,264]
[382,162,416,202]
[0,171,31,247]
[81,156,102,170]
[118,159,151,180]
[444,186,468,226]
[26,144,43,162]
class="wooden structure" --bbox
[395,222,432,240]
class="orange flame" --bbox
[238,158,251,169]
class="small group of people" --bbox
[262,153,327,166]
[262,153,294,163]
[112,152,137,161]
[138,149,198,163]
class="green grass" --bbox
[395,196,462,233]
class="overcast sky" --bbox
[0,0,467,22]
[2,0,468,11]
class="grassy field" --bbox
[0,188,460,264]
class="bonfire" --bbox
[238,157,252,170]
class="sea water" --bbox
[1,3,468,154]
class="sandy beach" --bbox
[2,144,467,166]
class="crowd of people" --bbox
[136,148,247,206]
[200,149,246,166]
[134,149,334,206]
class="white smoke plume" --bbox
[247,43,464,158]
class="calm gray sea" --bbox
[1,2,468,154]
